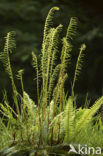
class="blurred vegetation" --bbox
[0,0,103,103]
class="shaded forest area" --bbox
[0,0,103,104]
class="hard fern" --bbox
[32,52,42,144]
[0,31,19,114]
[0,7,103,155]
[75,96,103,134]
[32,52,40,107]
[42,6,59,48]
[54,17,78,114]
[61,17,78,74]
[0,31,16,92]
[64,97,75,143]
[64,96,103,143]
[72,44,86,92]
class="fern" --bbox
[61,17,78,74]
[64,96,103,143]
[48,64,61,101]
[0,32,16,91]
[75,96,103,134]
[32,52,40,107]
[64,97,75,143]
[66,17,78,41]
[72,44,86,92]
[0,6,103,155]
[0,31,20,115]
[43,7,59,48]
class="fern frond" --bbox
[64,97,75,143]
[59,73,68,112]
[72,44,86,92]
[60,18,77,73]
[41,28,54,90]
[51,18,78,116]
[42,28,61,116]
[49,24,63,75]
[0,32,16,86]
[0,31,20,114]
[75,96,103,134]
[48,64,61,101]
[32,52,40,107]
[61,39,72,74]
[60,18,78,75]
[66,17,78,41]
[43,6,59,48]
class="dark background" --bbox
[0,0,103,104]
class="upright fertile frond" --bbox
[0,32,16,85]
[61,38,72,73]
[42,27,61,114]
[32,52,41,136]
[64,97,75,143]
[75,96,103,134]
[66,17,78,41]
[55,19,78,114]
[43,7,59,47]
[41,28,54,87]
[72,44,86,92]
[0,32,19,114]
[59,73,68,112]
[41,14,61,98]
[42,25,62,86]
[41,9,62,121]
[57,18,78,112]
[48,64,61,100]
[32,52,40,106]
[60,18,77,77]
[49,24,63,75]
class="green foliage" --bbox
[0,0,103,101]
[64,97,75,142]
[0,6,103,156]
[64,96,103,143]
